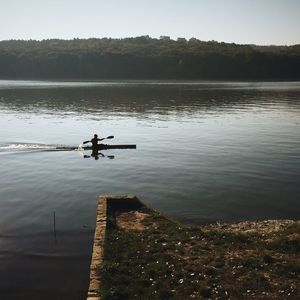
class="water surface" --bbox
[0,80,299,299]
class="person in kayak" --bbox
[82,134,115,159]
[89,134,104,159]
[90,134,104,148]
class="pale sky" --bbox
[0,0,299,45]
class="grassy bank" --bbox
[100,206,300,299]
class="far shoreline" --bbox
[1,78,300,83]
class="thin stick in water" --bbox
[53,211,57,244]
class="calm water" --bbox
[0,80,299,299]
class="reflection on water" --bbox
[1,81,300,120]
[0,80,300,299]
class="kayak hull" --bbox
[83,144,136,150]
[55,144,136,151]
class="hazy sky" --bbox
[0,0,299,45]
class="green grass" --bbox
[100,209,300,299]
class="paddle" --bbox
[82,135,114,144]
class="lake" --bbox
[0,80,299,299]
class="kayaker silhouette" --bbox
[82,134,106,160]
[82,134,115,149]
[91,134,105,147]
[82,134,116,160]
[90,134,104,160]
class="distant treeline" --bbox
[0,36,300,80]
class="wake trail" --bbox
[0,143,83,154]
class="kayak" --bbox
[55,144,136,151]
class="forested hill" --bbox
[0,37,300,80]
